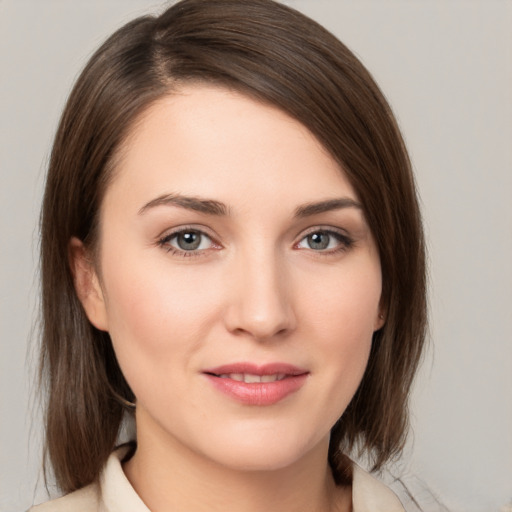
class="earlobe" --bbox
[69,237,109,331]
[374,309,387,331]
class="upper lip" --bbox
[203,362,308,376]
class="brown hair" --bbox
[40,0,426,493]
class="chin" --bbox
[196,427,328,473]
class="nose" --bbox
[223,250,297,341]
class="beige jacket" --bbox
[31,447,405,512]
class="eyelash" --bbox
[294,228,354,255]
[157,226,219,257]
[157,227,354,258]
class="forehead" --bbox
[106,84,358,212]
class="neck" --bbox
[123,415,351,512]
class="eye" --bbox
[296,229,352,252]
[159,228,215,253]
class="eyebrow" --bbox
[138,194,362,218]
[138,194,228,216]
[294,198,362,218]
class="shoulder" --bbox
[28,482,100,512]
[29,445,148,512]
[352,463,405,512]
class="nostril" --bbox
[222,266,297,340]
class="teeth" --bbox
[261,374,286,382]
[244,374,261,383]
[217,373,286,383]
[219,373,241,380]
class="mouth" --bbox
[202,363,309,405]
[212,373,288,383]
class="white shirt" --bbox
[30,447,405,512]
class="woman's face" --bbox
[76,85,384,472]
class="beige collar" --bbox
[31,446,404,511]
[101,447,404,512]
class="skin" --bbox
[72,85,384,512]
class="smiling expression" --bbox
[75,85,384,472]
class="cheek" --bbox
[303,261,382,342]
[317,300,375,390]
[300,262,381,396]
[100,255,220,382]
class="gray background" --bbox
[1,1,511,511]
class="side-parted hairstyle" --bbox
[40,0,426,493]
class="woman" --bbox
[33,0,426,510]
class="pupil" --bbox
[308,232,329,250]
[178,231,201,250]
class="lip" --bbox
[203,362,309,406]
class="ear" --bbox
[374,304,387,331]
[69,237,109,331]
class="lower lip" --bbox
[204,374,308,406]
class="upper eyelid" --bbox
[296,225,351,240]
[157,224,218,241]
[156,223,353,246]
